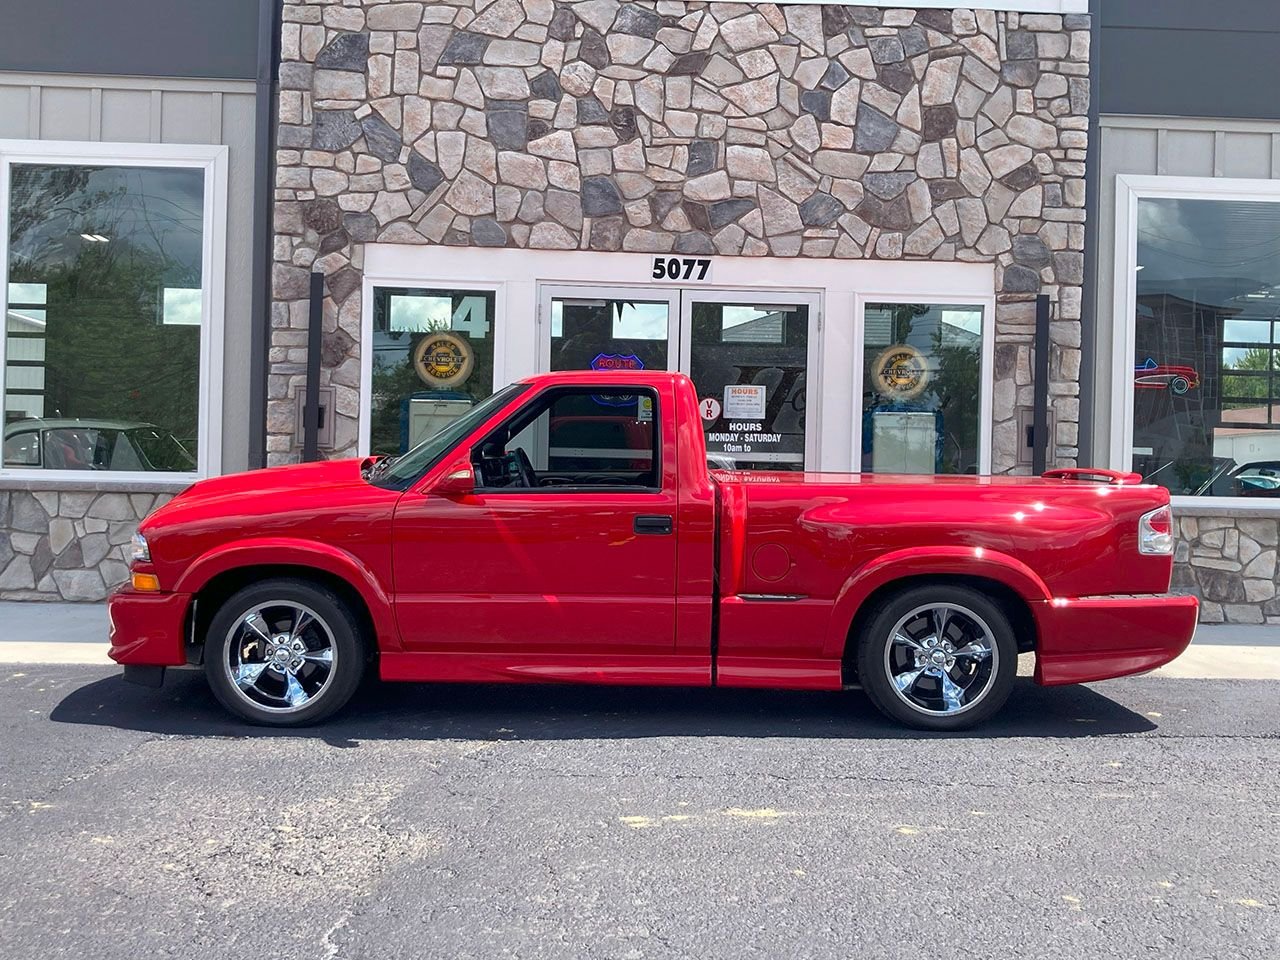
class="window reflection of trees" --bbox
[863,304,982,475]
[6,165,204,458]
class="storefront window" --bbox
[1129,197,1280,498]
[369,287,496,456]
[861,303,984,475]
[4,163,205,472]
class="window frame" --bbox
[851,293,996,476]
[1111,174,1280,510]
[0,138,228,482]
[472,385,663,495]
[360,275,508,458]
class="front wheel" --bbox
[204,579,366,726]
[856,584,1018,731]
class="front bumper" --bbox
[107,586,191,669]
[1034,593,1199,686]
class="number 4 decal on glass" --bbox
[452,296,490,338]
[651,256,712,282]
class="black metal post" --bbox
[248,0,282,470]
[1032,294,1051,475]
[302,271,324,462]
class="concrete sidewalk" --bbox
[0,600,1276,676]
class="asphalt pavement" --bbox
[1,659,1277,959]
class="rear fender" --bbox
[172,538,398,647]
[824,546,1052,658]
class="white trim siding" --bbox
[362,245,997,474]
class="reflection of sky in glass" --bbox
[162,287,202,325]
[1223,319,1272,343]
[722,306,773,328]
[1137,198,1280,309]
[614,302,667,339]
[864,304,983,352]
[10,165,204,281]
[550,299,668,340]
[941,309,982,336]
[389,294,451,332]
[8,282,46,304]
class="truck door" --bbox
[391,381,679,654]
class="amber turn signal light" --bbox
[131,572,161,592]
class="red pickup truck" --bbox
[109,371,1198,731]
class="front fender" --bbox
[823,546,1052,657]
[172,538,399,649]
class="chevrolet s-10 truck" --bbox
[109,371,1198,731]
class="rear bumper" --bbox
[1034,593,1199,686]
[107,586,191,668]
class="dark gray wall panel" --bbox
[1104,0,1280,32]
[1101,1,1280,119]
[0,0,259,80]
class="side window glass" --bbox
[3,430,40,466]
[475,388,659,491]
[42,428,99,470]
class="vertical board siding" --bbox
[99,88,152,142]
[0,74,257,474]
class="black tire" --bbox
[204,578,366,726]
[856,584,1018,732]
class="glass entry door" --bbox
[680,291,818,471]
[538,285,819,471]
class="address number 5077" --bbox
[651,256,712,282]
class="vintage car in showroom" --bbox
[108,371,1197,731]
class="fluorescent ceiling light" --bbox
[79,233,109,242]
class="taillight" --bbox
[1138,505,1174,555]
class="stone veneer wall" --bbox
[0,488,175,601]
[1173,511,1280,625]
[268,1,1091,470]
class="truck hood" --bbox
[168,458,372,506]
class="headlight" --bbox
[130,532,151,563]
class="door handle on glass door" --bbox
[634,515,673,535]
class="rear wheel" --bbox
[204,579,365,726]
[856,584,1018,731]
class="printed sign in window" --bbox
[723,384,766,421]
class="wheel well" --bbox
[841,574,1038,676]
[188,564,377,663]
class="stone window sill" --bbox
[0,476,192,494]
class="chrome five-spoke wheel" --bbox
[224,602,337,714]
[884,603,998,717]
[205,579,365,726]
[857,584,1018,731]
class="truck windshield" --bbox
[366,383,527,491]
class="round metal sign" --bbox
[872,344,930,400]
[412,332,474,388]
